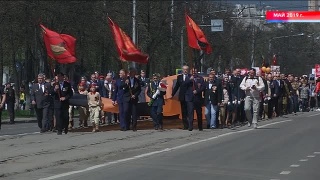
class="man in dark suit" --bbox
[147,73,166,130]
[273,74,284,117]
[31,73,54,133]
[172,65,195,131]
[52,72,73,135]
[204,73,222,129]
[112,69,128,131]
[5,82,15,124]
[191,68,205,131]
[126,68,141,131]
[229,69,245,127]
[113,68,141,131]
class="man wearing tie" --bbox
[172,65,195,131]
[273,74,284,117]
[126,68,141,131]
[53,72,73,135]
[113,68,141,131]
[31,73,53,133]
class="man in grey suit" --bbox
[31,73,53,133]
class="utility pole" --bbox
[132,0,136,69]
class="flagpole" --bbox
[131,0,137,69]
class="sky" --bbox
[227,0,308,10]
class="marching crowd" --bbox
[0,66,320,133]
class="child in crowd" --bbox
[300,82,310,112]
[87,83,101,132]
[78,83,89,128]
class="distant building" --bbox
[309,0,320,11]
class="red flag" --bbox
[40,24,76,64]
[108,17,149,64]
[185,14,212,54]
[272,54,277,65]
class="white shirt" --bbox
[130,77,134,87]
[183,74,186,81]
[239,77,265,98]
[39,84,44,92]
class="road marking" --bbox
[314,152,320,154]
[307,113,320,117]
[290,164,300,167]
[307,155,315,158]
[280,171,291,175]
[0,132,40,138]
[38,119,292,180]
[270,179,280,180]
[299,159,308,162]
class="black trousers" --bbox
[36,106,53,130]
[54,107,69,133]
[193,101,203,129]
[268,99,274,119]
[180,101,194,129]
[6,102,15,123]
[275,96,283,116]
[151,105,163,128]
[126,102,138,130]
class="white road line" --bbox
[0,132,40,138]
[299,159,308,162]
[314,152,320,154]
[38,119,292,180]
[280,171,291,175]
[307,113,320,117]
[290,164,300,167]
[307,155,315,158]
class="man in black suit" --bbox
[191,68,205,131]
[5,83,15,124]
[147,73,166,130]
[31,73,54,133]
[126,68,141,131]
[204,73,222,129]
[172,65,195,131]
[273,74,284,117]
[52,72,73,135]
[229,69,245,127]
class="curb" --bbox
[2,119,38,124]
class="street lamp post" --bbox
[268,33,305,64]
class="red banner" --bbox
[315,64,320,77]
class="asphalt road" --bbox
[40,112,320,180]
[0,122,39,136]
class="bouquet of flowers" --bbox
[148,81,167,106]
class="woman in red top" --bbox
[316,77,320,111]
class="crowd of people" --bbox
[0,66,320,133]
[172,66,320,131]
